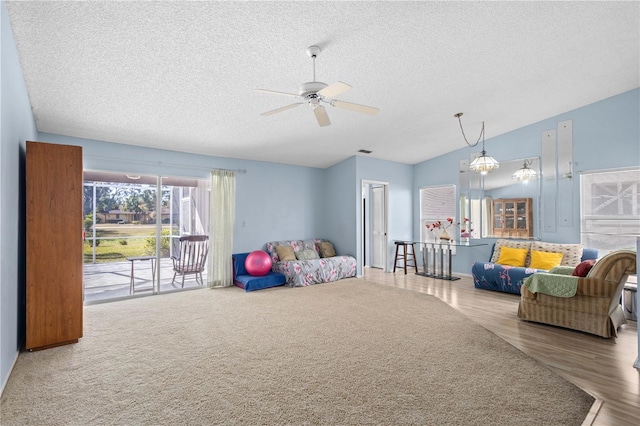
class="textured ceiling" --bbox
[6,1,639,169]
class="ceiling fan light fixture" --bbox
[469,151,500,175]
[256,45,378,126]
[512,160,538,183]
[454,112,499,175]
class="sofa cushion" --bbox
[233,252,249,275]
[572,259,596,277]
[232,252,286,292]
[472,262,540,295]
[496,247,529,267]
[529,250,564,270]
[531,242,583,267]
[295,249,319,260]
[317,241,337,258]
[275,245,296,261]
[490,239,533,264]
[234,272,286,292]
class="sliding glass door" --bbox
[83,171,209,303]
[161,177,209,291]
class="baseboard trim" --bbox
[582,398,603,426]
[453,272,473,278]
[0,349,20,398]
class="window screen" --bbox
[420,184,456,242]
[580,168,640,251]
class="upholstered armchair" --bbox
[518,250,637,338]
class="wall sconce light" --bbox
[512,159,538,183]
[454,112,499,175]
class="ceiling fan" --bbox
[256,46,379,127]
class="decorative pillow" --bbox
[495,247,529,267]
[528,250,564,270]
[274,245,296,262]
[572,259,597,277]
[295,249,319,260]
[531,242,583,267]
[317,241,337,258]
[490,239,532,264]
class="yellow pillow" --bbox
[495,247,529,267]
[528,250,564,270]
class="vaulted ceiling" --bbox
[6,1,639,168]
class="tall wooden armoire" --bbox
[26,141,83,350]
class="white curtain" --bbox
[207,169,236,288]
[482,196,492,238]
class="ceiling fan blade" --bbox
[255,89,300,98]
[313,105,331,127]
[317,81,352,99]
[260,103,303,116]
[332,100,379,115]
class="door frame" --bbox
[361,179,389,272]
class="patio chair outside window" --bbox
[171,235,209,288]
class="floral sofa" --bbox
[471,239,599,295]
[265,239,357,287]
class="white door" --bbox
[371,186,385,268]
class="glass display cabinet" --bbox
[491,198,533,238]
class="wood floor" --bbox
[362,267,639,426]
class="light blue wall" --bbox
[38,133,326,254]
[413,88,640,274]
[322,156,358,259]
[355,156,413,272]
[1,0,38,392]
[321,156,414,275]
[42,135,416,281]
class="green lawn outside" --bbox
[84,224,178,263]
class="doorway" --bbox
[82,171,209,303]
[362,180,388,271]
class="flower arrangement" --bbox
[425,217,456,232]
[460,218,474,238]
[425,217,456,241]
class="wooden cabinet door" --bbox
[492,198,533,238]
[26,141,83,350]
[516,201,528,234]
[504,202,516,231]
[492,201,504,235]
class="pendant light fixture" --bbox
[512,159,538,183]
[454,112,499,175]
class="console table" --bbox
[415,241,487,281]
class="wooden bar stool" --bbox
[393,241,418,274]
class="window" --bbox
[420,184,456,242]
[82,171,209,302]
[580,168,640,251]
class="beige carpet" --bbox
[1,278,593,425]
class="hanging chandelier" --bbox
[454,113,500,175]
[512,159,538,183]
